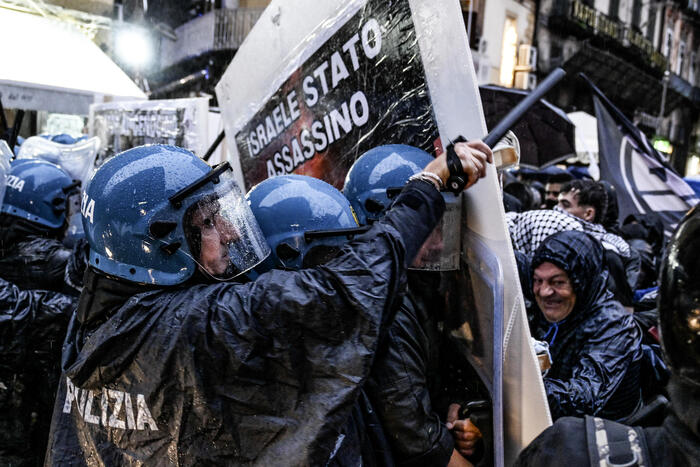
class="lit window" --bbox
[500,17,518,87]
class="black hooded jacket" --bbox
[365,272,454,467]
[45,181,444,466]
[0,277,77,466]
[365,267,490,467]
[0,215,85,295]
[530,231,643,421]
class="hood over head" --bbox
[532,230,607,316]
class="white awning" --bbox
[0,9,146,115]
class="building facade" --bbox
[533,0,699,173]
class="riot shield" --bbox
[17,135,100,245]
[17,135,99,184]
[450,226,505,466]
[88,97,209,164]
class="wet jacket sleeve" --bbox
[0,278,76,465]
[202,180,445,464]
[544,314,641,419]
[365,298,454,467]
[0,277,77,359]
[239,179,445,333]
[0,237,77,295]
[512,417,590,467]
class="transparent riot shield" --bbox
[17,135,100,245]
[450,226,505,467]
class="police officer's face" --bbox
[533,262,577,323]
[191,204,239,276]
[412,225,444,268]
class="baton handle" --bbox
[203,130,225,162]
[482,67,566,148]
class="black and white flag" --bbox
[594,95,699,237]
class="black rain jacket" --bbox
[45,181,444,466]
[365,269,489,467]
[513,377,700,467]
[0,277,77,466]
[530,231,643,421]
[365,272,454,467]
[0,216,86,295]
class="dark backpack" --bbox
[585,416,652,467]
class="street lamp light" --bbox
[114,25,152,70]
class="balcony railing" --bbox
[160,8,264,69]
[550,0,666,71]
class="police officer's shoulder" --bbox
[514,417,590,467]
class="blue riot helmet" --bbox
[1,159,80,231]
[83,145,270,285]
[343,144,434,225]
[247,174,368,273]
[344,144,462,271]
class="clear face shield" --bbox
[179,166,270,281]
[410,193,462,271]
[17,135,99,184]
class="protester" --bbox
[556,180,630,255]
[0,278,77,467]
[543,181,561,209]
[540,167,572,209]
[556,179,639,306]
[0,159,85,295]
[514,205,700,466]
[45,141,491,465]
[529,230,643,420]
[506,208,584,257]
[344,144,486,467]
[619,212,665,290]
[504,181,534,211]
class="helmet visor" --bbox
[410,194,461,271]
[184,171,270,281]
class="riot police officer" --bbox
[0,159,82,465]
[0,159,84,294]
[248,174,394,466]
[344,144,487,467]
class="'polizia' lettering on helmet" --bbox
[6,175,25,192]
[81,191,95,224]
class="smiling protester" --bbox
[530,230,643,421]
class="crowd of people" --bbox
[0,135,698,467]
